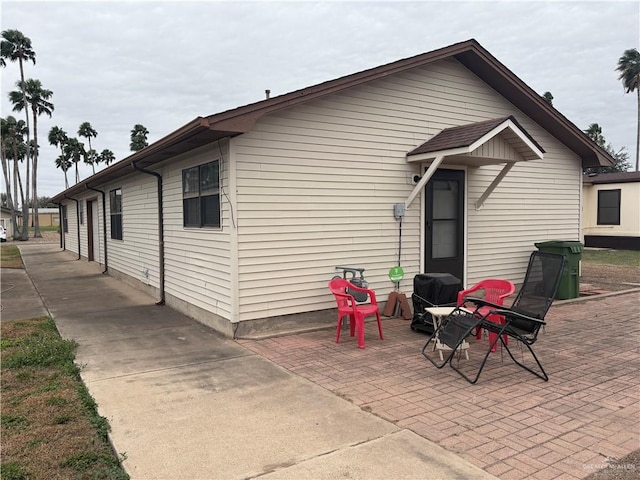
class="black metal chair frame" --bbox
[421,251,566,384]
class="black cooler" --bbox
[410,273,462,334]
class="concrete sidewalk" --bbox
[9,243,496,480]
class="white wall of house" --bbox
[231,57,583,321]
[583,181,640,238]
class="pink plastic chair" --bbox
[457,279,515,352]
[328,278,383,349]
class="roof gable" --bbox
[407,116,544,163]
[52,39,614,202]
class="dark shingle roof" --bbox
[407,115,544,156]
[583,171,640,185]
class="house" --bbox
[0,206,22,239]
[51,39,613,338]
[582,171,640,250]
[29,208,60,227]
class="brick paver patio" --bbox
[238,291,640,480]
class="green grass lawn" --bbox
[1,245,24,269]
[0,244,128,480]
[28,225,59,233]
[581,248,640,267]
[0,317,129,480]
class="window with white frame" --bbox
[182,160,220,228]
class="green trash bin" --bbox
[534,240,583,299]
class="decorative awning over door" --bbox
[404,116,545,209]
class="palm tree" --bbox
[78,122,98,173]
[54,154,73,187]
[0,117,18,237]
[130,124,149,151]
[48,126,69,188]
[2,29,36,240]
[616,48,640,171]
[9,78,54,238]
[64,137,85,184]
[3,117,28,238]
[99,149,116,166]
[585,123,606,148]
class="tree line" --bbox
[1,29,150,241]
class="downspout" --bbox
[54,202,64,250]
[86,185,108,274]
[131,161,165,306]
[64,195,81,260]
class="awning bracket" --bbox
[475,162,515,210]
[405,156,445,208]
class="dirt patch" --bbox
[5,231,59,244]
[580,263,640,292]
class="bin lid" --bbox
[535,240,583,253]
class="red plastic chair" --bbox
[457,279,515,352]
[328,278,383,349]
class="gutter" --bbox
[131,161,166,306]
[86,185,108,274]
[53,202,64,250]
[63,195,81,260]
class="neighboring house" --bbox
[29,208,60,227]
[51,39,613,338]
[0,206,23,239]
[582,171,640,250]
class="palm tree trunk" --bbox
[1,149,18,239]
[14,161,26,238]
[11,145,23,238]
[32,108,41,238]
[18,58,31,241]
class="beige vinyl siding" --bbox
[232,57,583,319]
[162,141,233,320]
[583,182,640,237]
[87,196,105,265]
[98,173,160,288]
[63,200,79,254]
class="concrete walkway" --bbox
[6,243,496,480]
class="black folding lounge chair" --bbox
[421,251,566,384]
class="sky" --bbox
[1,0,638,199]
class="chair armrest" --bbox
[493,308,546,326]
[460,296,504,311]
[344,282,377,304]
[457,284,483,305]
[333,291,358,306]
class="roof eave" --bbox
[453,48,615,168]
[51,117,243,202]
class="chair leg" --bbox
[349,314,356,337]
[335,314,343,343]
[375,312,384,340]
[356,313,365,349]
[422,313,477,369]
[449,331,502,384]
[502,341,549,381]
